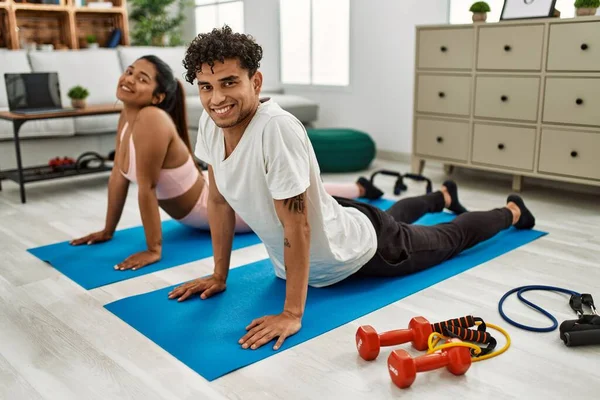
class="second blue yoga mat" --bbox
[27,220,263,290]
[105,212,547,381]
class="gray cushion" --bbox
[28,49,123,106]
[0,112,75,140]
[74,114,120,135]
[185,96,205,130]
[263,93,319,124]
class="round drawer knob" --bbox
[436,136,444,143]
[438,92,445,98]
[576,98,584,105]
[571,151,578,158]
[501,95,508,102]
[498,143,505,150]
[504,45,512,52]
[440,46,447,52]
[581,43,589,51]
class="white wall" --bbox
[243,0,281,91]
[242,0,449,155]
[288,0,449,155]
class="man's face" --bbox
[196,58,262,129]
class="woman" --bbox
[70,55,384,271]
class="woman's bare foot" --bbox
[356,177,384,200]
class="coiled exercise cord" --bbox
[427,322,511,362]
[498,285,581,332]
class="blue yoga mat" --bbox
[27,220,263,290]
[105,211,547,381]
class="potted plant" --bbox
[86,34,99,49]
[575,0,599,16]
[129,0,189,46]
[68,86,90,109]
[470,1,491,22]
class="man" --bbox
[168,26,536,351]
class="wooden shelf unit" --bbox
[0,0,129,50]
[1,7,10,49]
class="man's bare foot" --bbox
[506,194,535,229]
[440,185,452,208]
[441,180,468,214]
[506,202,521,225]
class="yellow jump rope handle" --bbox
[427,322,511,362]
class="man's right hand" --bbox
[168,274,227,302]
[70,230,113,246]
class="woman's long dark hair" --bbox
[139,55,192,154]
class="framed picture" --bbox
[500,0,557,20]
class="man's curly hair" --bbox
[183,25,263,85]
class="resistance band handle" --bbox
[561,327,600,347]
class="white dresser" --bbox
[411,16,600,191]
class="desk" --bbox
[0,105,122,204]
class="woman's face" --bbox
[116,59,163,107]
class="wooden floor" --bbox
[1,159,599,400]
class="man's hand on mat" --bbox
[70,230,113,246]
[114,250,161,271]
[239,311,302,351]
[167,274,227,301]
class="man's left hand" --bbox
[239,311,302,350]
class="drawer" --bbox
[474,76,540,122]
[416,75,471,117]
[472,124,535,171]
[417,28,474,70]
[415,118,469,162]
[543,78,600,126]
[539,129,600,181]
[548,22,600,71]
[477,25,544,70]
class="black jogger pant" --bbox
[334,191,513,277]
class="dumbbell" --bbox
[387,338,471,389]
[356,316,432,361]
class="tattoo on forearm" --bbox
[284,238,291,248]
[283,193,305,214]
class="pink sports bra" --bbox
[119,122,199,200]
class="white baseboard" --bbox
[375,150,412,163]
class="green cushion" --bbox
[307,128,376,173]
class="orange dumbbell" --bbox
[356,317,433,361]
[387,338,472,389]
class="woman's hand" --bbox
[114,250,161,271]
[168,274,227,301]
[70,230,113,246]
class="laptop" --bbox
[4,72,75,115]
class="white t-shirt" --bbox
[194,99,377,287]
